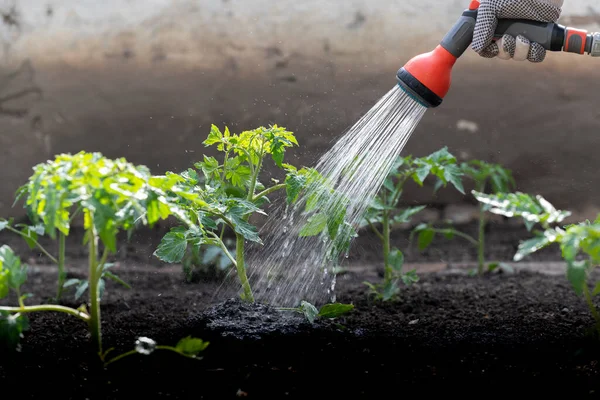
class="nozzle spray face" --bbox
[396,68,442,108]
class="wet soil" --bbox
[1,230,600,399]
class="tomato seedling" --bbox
[413,159,516,275]
[472,191,600,334]
[0,152,206,363]
[152,125,328,303]
[360,147,464,301]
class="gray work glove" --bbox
[472,0,564,62]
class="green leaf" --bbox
[382,281,399,301]
[0,245,27,289]
[204,124,224,146]
[228,212,262,244]
[154,231,188,263]
[0,219,9,231]
[197,156,220,180]
[75,280,89,300]
[103,271,132,289]
[567,260,588,296]
[63,278,81,288]
[592,282,600,296]
[514,231,557,261]
[389,248,404,272]
[0,312,29,351]
[300,300,319,323]
[0,269,9,299]
[175,336,209,357]
[442,165,465,194]
[285,172,306,204]
[418,229,435,251]
[413,165,431,185]
[327,202,347,240]
[299,213,328,237]
[401,269,419,285]
[393,206,426,224]
[318,303,354,319]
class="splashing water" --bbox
[222,85,427,307]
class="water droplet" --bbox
[135,337,157,355]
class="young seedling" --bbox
[472,191,600,333]
[278,300,354,324]
[413,160,516,275]
[0,151,205,363]
[359,147,465,301]
[0,215,71,303]
[152,125,329,303]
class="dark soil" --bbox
[1,232,600,399]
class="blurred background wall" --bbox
[0,0,599,220]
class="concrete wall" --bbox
[1,0,600,219]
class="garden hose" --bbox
[397,0,600,108]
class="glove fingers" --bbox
[513,35,530,61]
[528,42,547,63]
[496,34,516,60]
[472,2,497,54]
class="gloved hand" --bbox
[472,0,564,62]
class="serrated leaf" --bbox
[176,336,209,357]
[300,301,319,323]
[442,165,465,194]
[318,303,354,319]
[228,212,262,244]
[418,229,435,251]
[204,124,223,146]
[299,213,328,237]
[389,248,404,272]
[285,172,306,204]
[514,233,554,261]
[327,202,347,240]
[154,231,188,263]
[394,206,426,224]
[413,165,431,185]
[401,269,419,285]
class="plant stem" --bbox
[5,225,58,264]
[476,181,487,275]
[382,210,391,283]
[235,233,254,302]
[247,157,263,201]
[87,227,103,356]
[207,233,237,267]
[429,228,479,247]
[583,283,600,333]
[253,183,286,202]
[477,204,486,275]
[366,218,384,241]
[103,345,199,367]
[56,232,66,301]
[0,304,90,321]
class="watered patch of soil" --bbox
[1,259,599,398]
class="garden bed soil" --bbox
[1,254,600,398]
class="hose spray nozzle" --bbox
[397,0,600,108]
